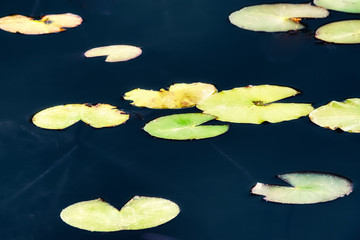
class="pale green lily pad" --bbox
[32,103,129,129]
[316,20,360,44]
[309,98,360,132]
[251,172,353,204]
[60,196,180,232]
[196,85,313,124]
[144,113,229,140]
[229,3,329,32]
[314,0,360,14]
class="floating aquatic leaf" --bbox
[0,13,82,34]
[32,104,129,129]
[84,45,142,62]
[229,3,329,32]
[316,20,360,44]
[309,98,360,132]
[144,113,229,140]
[314,0,360,14]
[124,83,217,109]
[197,85,313,124]
[251,172,353,204]
[60,196,180,232]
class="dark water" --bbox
[1,0,360,239]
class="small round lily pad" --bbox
[316,20,360,44]
[84,45,142,62]
[144,113,229,140]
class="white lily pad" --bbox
[196,85,313,124]
[60,196,180,232]
[316,20,360,44]
[84,45,142,62]
[144,113,229,140]
[229,3,329,32]
[32,103,129,129]
[251,172,353,204]
[314,0,360,14]
[309,98,360,132]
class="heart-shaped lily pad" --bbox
[316,20,360,44]
[314,0,360,14]
[229,3,329,32]
[144,113,229,140]
[0,13,82,34]
[32,103,129,129]
[251,172,353,204]
[196,85,313,124]
[124,83,217,109]
[309,98,360,133]
[84,45,142,62]
[60,196,180,232]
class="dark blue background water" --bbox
[1,0,360,239]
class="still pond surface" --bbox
[1,0,360,239]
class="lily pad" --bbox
[144,113,229,140]
[60,196,180,232]
[309,98,360,132]
[316,20,360,44]
[229,3,329,32]
[84,45,142,62]
[196,85,313,124]
[32,103,129,129]
[0,13,82,35]
[251,172,353,204]
[314,0,360,14]
[124,83,217,109]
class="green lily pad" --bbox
[314,0,360,14]
[60,196,180,232]
[196,85,313,124]
[124,83,217,109]
[229,3,329,32]
[32,103,129,129]
[251,172,353,204]
[316,20,360,44]
[144,113,229,140]
[309,98,360,132]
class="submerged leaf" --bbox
[316,20,360,44]
[309,98,360,132]
[314,0,360,14]
[84,45,142,62]
[197,85,313,124]
[0,13,82,34]
[60,196,180,232]
[251,172,353,204]
[124,83,217,109]
[32,104,129,129]
[229,3,329,32]
[144,113,229,140]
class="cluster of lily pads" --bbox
[229,1,360,44]
[0,7,357,235]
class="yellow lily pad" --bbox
[60,196,180,232]
[124,83,217,109]
[32,103,129,129]
[84,45,142,62]
[229,3,329,32]
[196,85,313,124]
[309,98,360,133]
[0,13,82,35]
